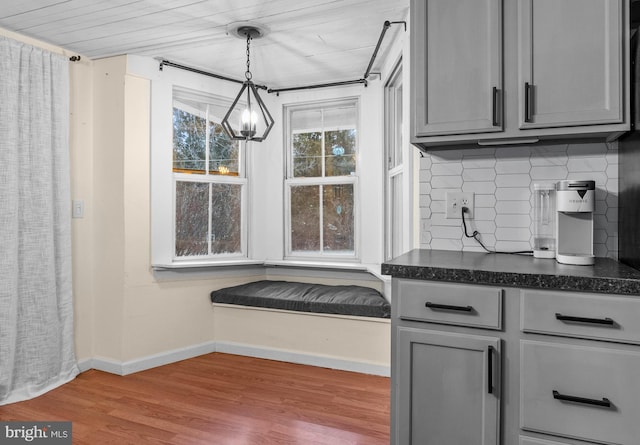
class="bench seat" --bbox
[210,280,390,319]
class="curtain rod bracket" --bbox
[69,55,81,62]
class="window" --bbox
[284,100,359,259]
[384,61,411,260]
[172,88,247,260]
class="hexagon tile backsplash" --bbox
[419,142,619,259]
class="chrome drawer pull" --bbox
[555,313,615,326]
[553,390,612,408]
[425,302,473,312]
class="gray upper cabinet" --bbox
[518,0,624,128]
[411,0,503,137]
[410,0,629,149]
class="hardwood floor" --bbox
[0,353,390,444]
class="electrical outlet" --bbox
[445,192,474,219]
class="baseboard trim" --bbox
[78,341,390,377]
[81,341,217,376]
[215,341,390,377]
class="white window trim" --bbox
[148,62,385,270]
[151,68,254,268]
[283,98,361,262]
[383,56,414,260]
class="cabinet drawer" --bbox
[521,340,640,445]
[397,280,502,329]
[521,290,640,344]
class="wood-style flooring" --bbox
[0,353,390,444]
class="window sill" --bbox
[151,259,390,287]
[152,259,265,270]
[264,260,389,281]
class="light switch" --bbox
[72,200,84,218]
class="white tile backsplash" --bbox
[420,142,619,259]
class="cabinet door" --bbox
[396,327,500,445]
[518,0,623,128]
[411,0,503,137]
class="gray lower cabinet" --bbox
[396,328,500,445]
[391,278,640,445]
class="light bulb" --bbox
[240,108,258,138]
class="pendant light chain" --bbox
[245,33,252,80]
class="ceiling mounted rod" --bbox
[272,19,406,94]
[159,59,268,90]
[158,19,405,95]
[363,20,406,80]
[268,79,367,95]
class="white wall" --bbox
[2,27,396,373]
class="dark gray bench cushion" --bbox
[210,280,390,319]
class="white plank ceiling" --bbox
[0,0,409,88]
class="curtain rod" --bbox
[158,19,406,95]
[363,20,406,80]
[267,79,367,95]
[159,59,268,90]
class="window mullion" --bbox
[319,184,324,255]
[208,182,213,255]
[320,109,326,178]
[205,105,211,174]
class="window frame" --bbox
[151,67,256,268]
[383,57,413,261]
[150,66,383,270]
[171,91,248,261]
[283,98,360,261]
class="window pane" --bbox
[322,105,357,128]
[175,181,209,256]
[394,84,403,166]
[290,185,320,251]
[173,108,206,174]
[209,122,239,176]
[292,132,322,177]
[323,184,354,252]
[325,129,356,176]
[211,184,242,254]
[291,108,322,131]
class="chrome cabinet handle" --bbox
[553,390,612,408]
[524,82,532,123]
[555,313,615,326]
[425,302,473,312]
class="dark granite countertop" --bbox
[381,249,640,295]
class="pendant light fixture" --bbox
[221,24,274,142]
